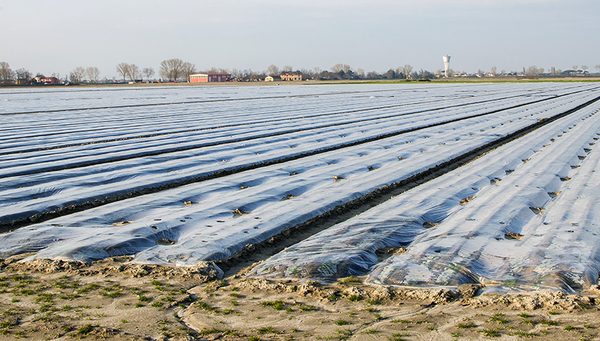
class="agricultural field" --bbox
[1,83,600,340]
[1,82,600,291]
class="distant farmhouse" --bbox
[189,73,232,83]
[33,75,60,84]
[280,73,302,81]
[264,76,274,82]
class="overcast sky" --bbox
[1,0,598,79]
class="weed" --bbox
[151,280,162,286]
[548,311,559,315]
[257,326,278,334]
[101,291,122,298]
[489,313,508,324]
[336,329,352,340]
[76,324,93,336]
[135,303,144,308]
[362,329,379,334]
[151,302,163,308]
[299,305,318,311]
[335,319,349,326]
[261,300,284,310]
[198,302,217,312]
[564,325,575,331]
[138,295,151,302]
[539,320,559,326]
[481,328,500,337]
[512,330,537,338]
[374,314,383,320]
[337,276,361,285]
[347,295,360,302]
[229,293,240,298]
[365,298,380,305]
[20,289,35,296]
[518,313,532,318]
[248,337,260,341]
[365,307,375,312]
[457,322,476,329]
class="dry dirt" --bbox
[1,255,600,340]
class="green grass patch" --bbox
[481,328,500,337]
[335,319,349,326]
[261,300,284,310]
[298,305,318,311]
[257,326,278,334]
[489,313,508,324]
[347,295,360,302]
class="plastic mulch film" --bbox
[251,102,600,293]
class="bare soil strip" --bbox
[1,255,599,340]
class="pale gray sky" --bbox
[1,0,598,78]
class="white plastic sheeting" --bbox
[1,89,594,227]
[0,84,599,293]
[251,100,600,292]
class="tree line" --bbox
[2,60,600,85]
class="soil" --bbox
[1,255,599,340]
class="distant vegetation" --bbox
[1,60,599,86]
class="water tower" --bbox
[443,55,451,77]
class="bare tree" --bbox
[0,62,16,84]
[116,63,130,82]
[159,59,185,82]
[356,68,365,78]
[69,67,86,83]
[16,68,32,83]
[572,65,578,70]
[491,66,497,75]
[142,67,155,81]
[595,65,600,73]
[125,64,139,82]
[267,64,279,76]
[86,67,100,83]
[526,65,539,76]
[230,68,241,79]
[182,62,197,82]
[581,65,588,72]
[331,64,342,73]
[402,65,413,78]
[282,65,293,72]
